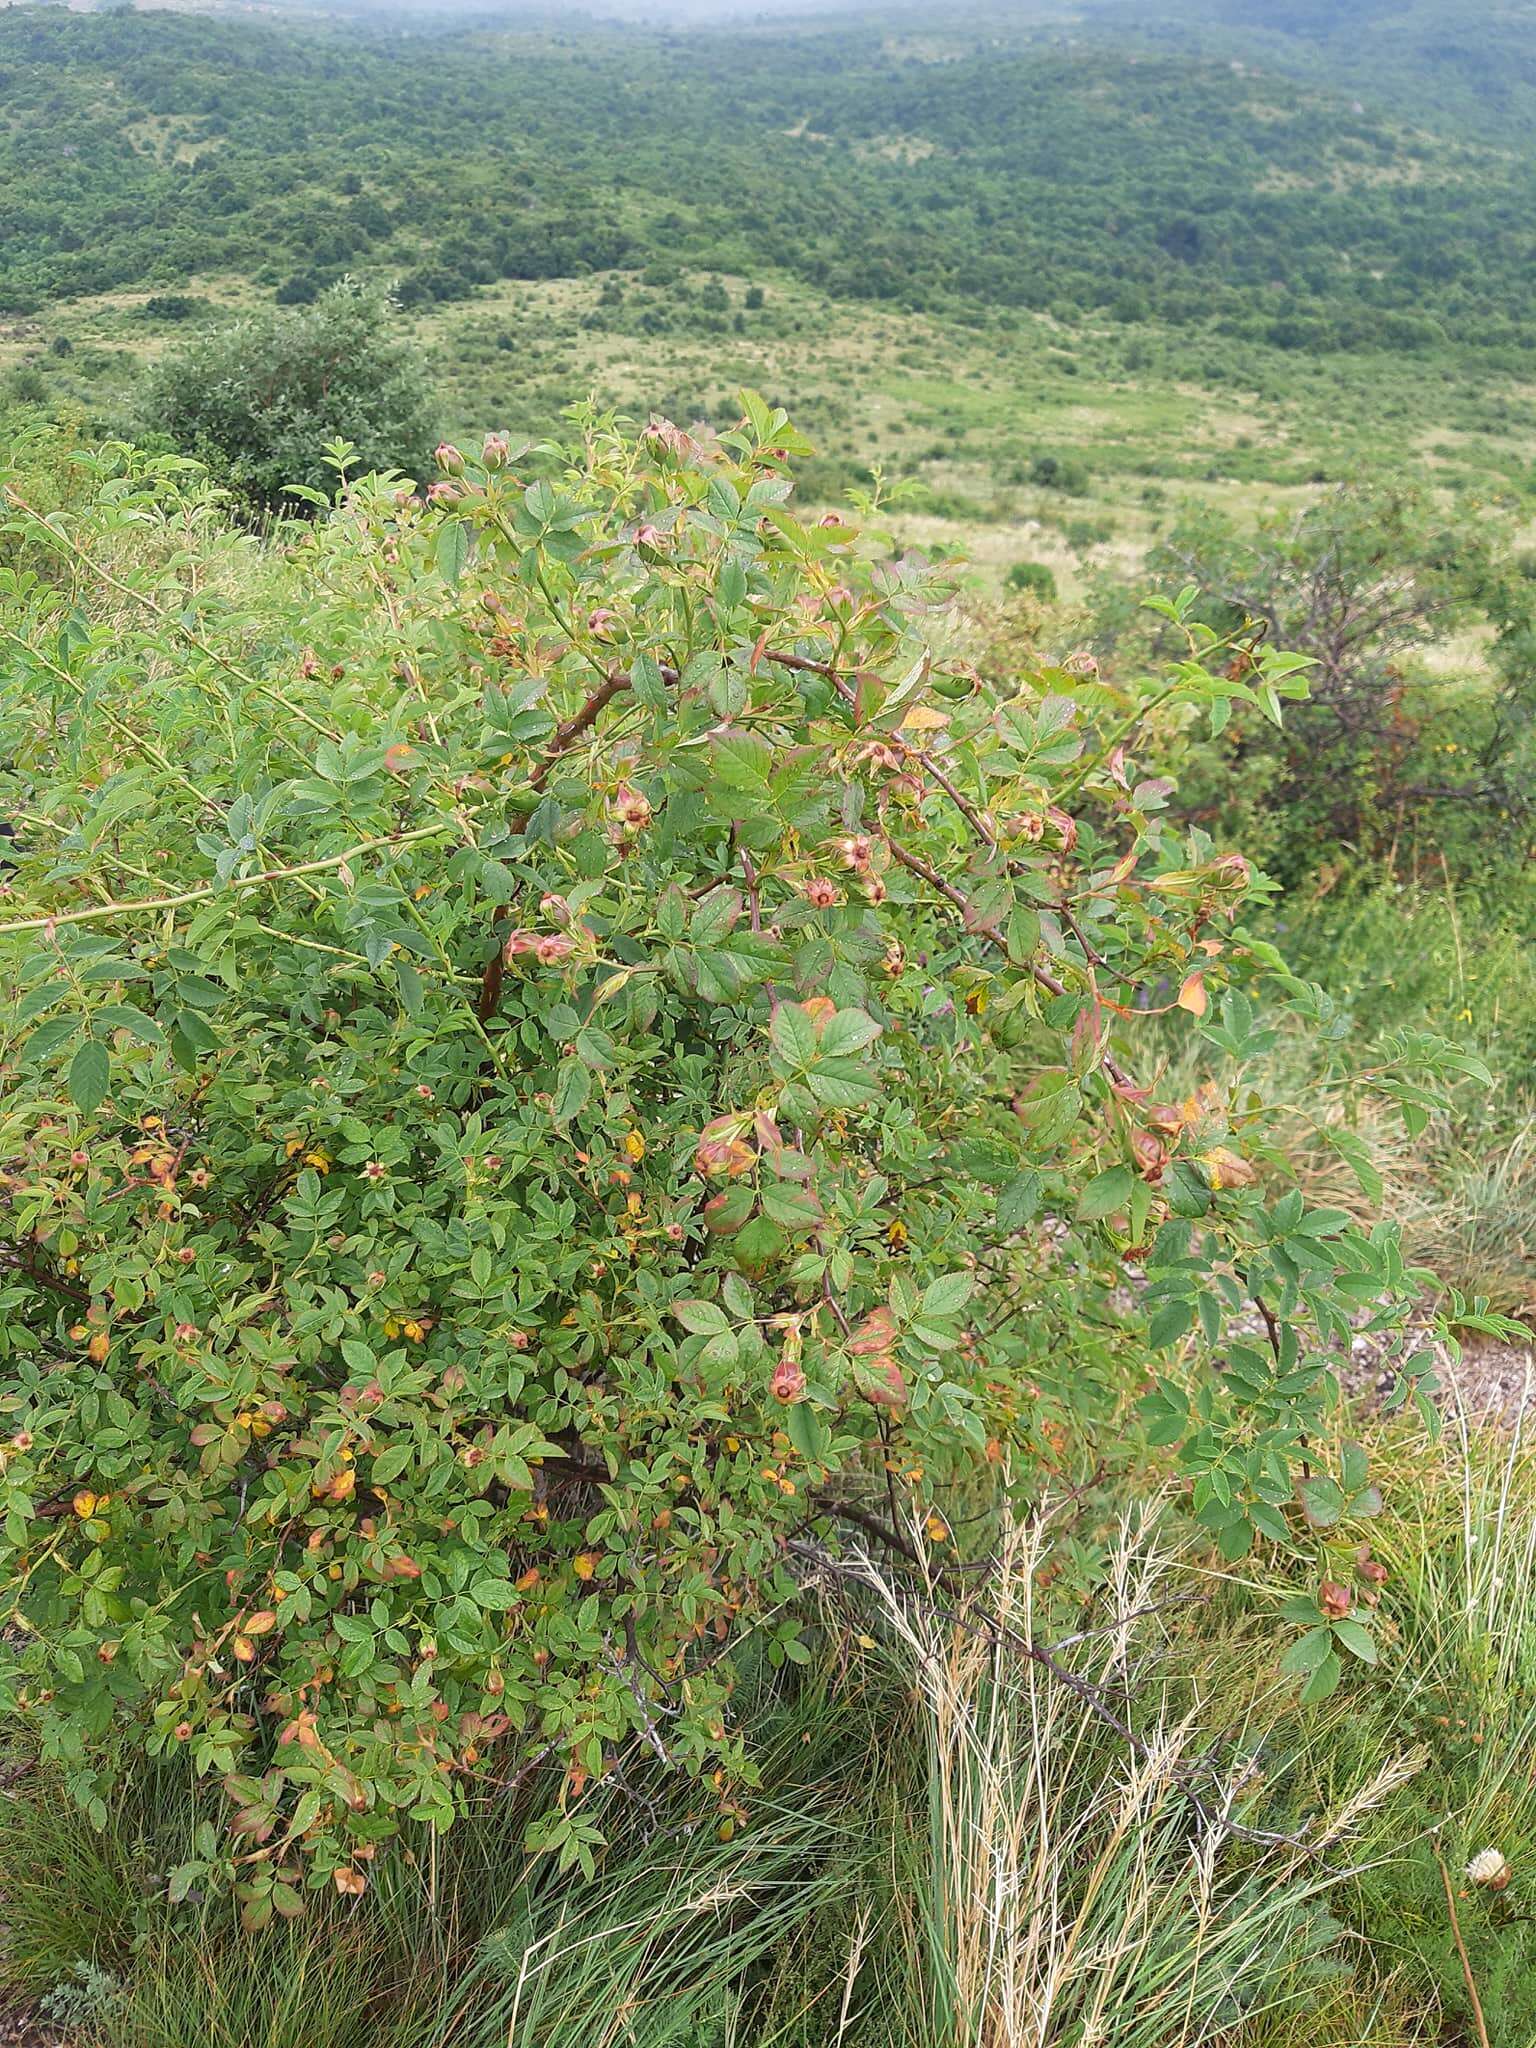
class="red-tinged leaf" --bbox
[1176,972,1208,1017]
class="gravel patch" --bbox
[0,2006,67,2048]
[1341,1324,1535,1428]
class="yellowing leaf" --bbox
[1176,972,1208,1017]
[1198,1146,1257,1191]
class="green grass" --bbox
[1272,871,1536,1318]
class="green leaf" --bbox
[818,1008,881,1057]
[95,1002,164,1046]
[551,1058,590,1125]
[703,1185,755,1235]
[1280,1626,1334,1676]
[1140,1394,1184,1447]
[1077,1165,1134,1221]
[700,1329,740,1370]
[762,1183,823,1229]
[436,518,471,584]
[785,1400,829,1464]
[1324,1127,1383,1205]
[711,730,773,792]
[996,1171,1041,1234]
[471,1578,519,1612]
[805,1062,879,1109]
[630,651,668,710]
[174,1008,221,1055]
[370,1443,413,1485]
[732,1215,787,1271]
[921,1271,974,1320]
[1250,1502,1289,1544]
[396,958,423,1017]
[1147,1299,1193,1350]
[23,1015,81,1064]
[672,1299,729,1336]
[769,1002,820,1071]
[1332,1617,1377,1664]
[1016,1072,1081,1147]
[1297,1475,1346,1529]
[1340,1441,1370,1495]
[67,1038,110,1114]
[1299,1648,1343,1704]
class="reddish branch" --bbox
[0,1246,92,1305]
[529,671,632,792]
[765,647,997,847]
[477,641,1134,1103]
[769,643,1124,1027]
[884,835,1135,1094]
[476,666,638,1021]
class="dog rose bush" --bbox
[0,401,1448,1917]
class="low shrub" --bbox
[0,400,1470,1921]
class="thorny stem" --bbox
[883,834,1137,1094]
[0,825,450,938]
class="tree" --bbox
[147,280,433,511]
[0,404,1463,1918]
[1151,482,1536,857]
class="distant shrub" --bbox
[393,264,471,308]
[1151,481,1536,867]
[1029,452,1089,494]
[142,294,205,322]
[1064,517,1113,548]
[147,279,433,509]
[7,367,47,406]
[1005,559,1058,599]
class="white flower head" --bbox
[1466,1848,1510,1888]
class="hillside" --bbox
[2,1,1533,346]
[7,0,1536,611]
